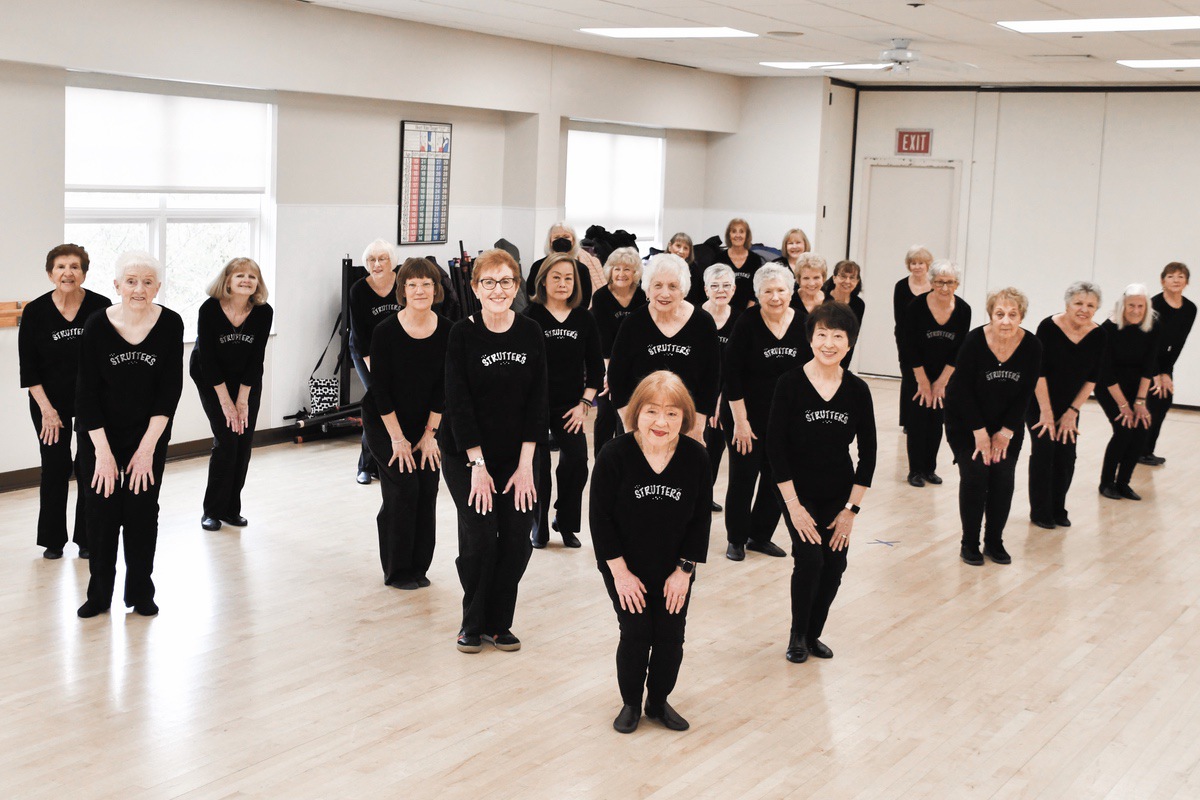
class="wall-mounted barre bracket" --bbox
[0,301,23,329]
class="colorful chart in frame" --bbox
[399,121,452,244]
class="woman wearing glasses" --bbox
[700,263,740,511]
[441,249,548,653]
[349,239,401,485]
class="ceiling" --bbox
[306,0,1200,85]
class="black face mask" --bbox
[551,237,573,253]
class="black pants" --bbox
[351,349,377,477]
[898,358,915,428]
[29,398,86,551]
[194,381,260,520]
[1096,393,1149,487]
[443,455,535,636]
[593,392,624,458]
[601,567,691,708]
[1145,392,1172,455]
[534,408,589,541]
[723,431,781,546]
[363,410,440,585]
[78,434,167,609]
[782,498,847,642]
[948,429,1022,548]
[703,421,725,485]
[905,398,944,476]
[1026,423,1076,522]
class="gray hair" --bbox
[114,250,163,283]
[362,238,397,266]
[1064,280,1102,306]
[642,252,691,296]
[1112,283,1155,332]
[754,264,795,296]
[544,221,579,257]
[604,247,642,285]
[703,264,734,286]
[929,260,961,282]
[794,253,828,279]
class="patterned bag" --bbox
[308,312,343,416]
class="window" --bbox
[565,127,664,252]
[64,87,273,337]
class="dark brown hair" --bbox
[396,257,445,306]
[532,253,583,308]
[1162,261,1190,281]
[45,243,90,274]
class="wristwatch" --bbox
[844,503,861,515]
[468,456,486,468]
[677,559,695,574]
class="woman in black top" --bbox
[700,263,740,511]
[772,228,811,274]
[525,253,604,550]
[190,258,273,532]
[591,370,711,734]
[945,289,1042,566]
[768,302,876,664]
[441,249,548,654]
[669,232,705,308]
[824,260,866,367]
[1027,283,1105,529]
[608,253,721,443]
[1143,263,1195,465]
[714,218,763,311]
[901,261,971,487]
[363,258,449,590]
[590,248,646,456]
[723,265,808,562]
[789,253,827,318]
[1096,285,1160,501]
[19,243,111,559]
[893,246,933,427]
[526,222,604,307]
[75,251,184,618]
[349,239,401,485]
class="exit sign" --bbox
[896,129,932,155]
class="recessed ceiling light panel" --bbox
[581,27,757,39]
[1118,58,1200,68]
[998,16,1200,34]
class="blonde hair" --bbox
[624,370,697,436]
[206,257,269,305]
[604,247,643,286]
[781,228,811,257]
[794,253,828,280]
[906,245,933,267]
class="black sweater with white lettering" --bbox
[348,277,400,359]
[714,249,764,311]
[75,307,184,454]
[902,295,972,379]
[766,367,877,509]
[723,306,810,430]
[945,327,1042,437]
[590,433,711,583]
[590,286,647,359]
[440,314,548,469]
[1151,293,1196,376]
[608,305,721,416]
[189,297,273,394]
[365,313,450,444]
[18,289,111,416]
[525,303,604,411]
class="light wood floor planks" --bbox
[2,377,1198,799]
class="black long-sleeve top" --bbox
[528,257,593,304]
[893,278,919,363]
[902,295,972,379]
[1151,293,1196,376]
[591,286,647,359]
[19,289,111,416]
[822,293,866,367]
[766,366,877,506]
[189,297,273,394]
[723,306,810,429]
[348,277,400,358]
[945,327,1042,436]
[714,304,742,352]
[364,313,450,443]
[714,249,764,311]
[75,307,184,453]
[589,433,711,583]
[1099,320,1160,397]
[607,305,721,416]
[1032,317,1106,417]
[525,304,604,411]
[440,314,548,469]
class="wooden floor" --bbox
[3,377,1199,799]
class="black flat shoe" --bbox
[201,515,222,531]
[711,501,723,512]
[785,631,809,663]
[77,600,109,618]
[809,639,834,659]
[983,543,1011,564]
[725,542,745,562]
[356,471,373,485]
[1030,517,1056,530]
[456,630,483,653]
[613,704,641,734]
[746,540,786,557]
[78,547,90,559]
[483,631,521,651]
[1115,484,1142,501]
[416,577,431,588]
[561,532,582,548]
[43,548,63,560]
[1099,484,1122,500]
[924,472,944,485]
[1138,454,1166,466]
[1054,513,1072,528]
[132,601,159,617]
[221,515,248,527]
[389,580,420,590]
[530,535,548,549]
[907,473,926,488]
[645,701,689,731]
[960,544,984,566]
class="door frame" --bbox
[855,157,963,274]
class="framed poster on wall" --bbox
[398,120,452,244]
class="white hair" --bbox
[754,264,795,296]
[1112,283,1155,332]
[114,250,162,283]
[703,264,734,286]
[929,260,961,282]
[362,238,397,266]
[544,222,580,257]
[642,252,691,296]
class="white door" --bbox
[854,159,960,377]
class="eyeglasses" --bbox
[932,280,957,288]
[708,283,734,291]
[478,277,517,290]
[405,280,435,291]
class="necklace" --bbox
[637,434,677,472]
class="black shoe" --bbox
[389,580,420,590]
[924,472,943,485]
[746,539,787,557]
[356,471,373,485]
[809,639,834,659]
[785,631,809,663]
[711,501,723,512]
[960,544,984,566]
[1115,484,1142,501]
[43,547,63,560]
[456,630,483,653]
[77,600,109,618]
[613,704,641,734]
[132,601,159,616]
[201,515,222,531]
[907,473,926,488]
[1054,513,1072,528]
[983,543,1011,565]
[725,542,745,561]
[78,547,90,559]
[221,515,248,527]
[561,532,582,548]
[645,701,689,731]
[483,631,521,651]
[416,577,431,588]
[530,534,548,549]
[1138,454,1165,466]
[1030,517,1056,530]
[1099,484,1122,500]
